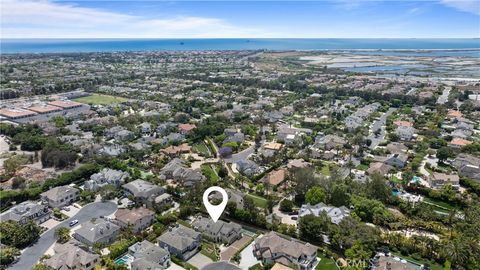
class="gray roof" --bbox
[41,185,79,200]
[122,179,164,199]
[157,224,200,251]
[192,216,241,237]
[86,168,129,189]
[74,219,120,243]
[299,203,350,225]
[131,258,164,270]
[129,240,169,261]
[45,241,99,269]
[160,158,185,175]
[202,262,241,270]
[0,201,49,223]
[212,188,244,208]
[255,231,317,259]
[236,160,260,176]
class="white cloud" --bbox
[0,0,273,38]
[440,0,480,15]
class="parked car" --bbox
[69,220,79,227]
[62,206,70,211]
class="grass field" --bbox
[246,194,268,208]
[201,164,220,184]
[356,164,369,171]
[177,219,192,228]
[391,252,444,270]
[201,240,219,261]
[423,197,456,210]
[73,94,128,105]
[193,143,211,157]
[248,264,262,270]
[316,254,338,270]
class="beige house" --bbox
[44,241,100,270]
[40,185,80,208]
[429,172,460,190]
[114,207,155,233]
[253,231,317,270]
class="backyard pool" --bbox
[114,254,133,266]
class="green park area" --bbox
[73,94,128,105]
[201,164,220,184]
[193,143,211,157]
[316,254,338,270]
[246,193,268,208]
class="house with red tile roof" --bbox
[178,123,196,134]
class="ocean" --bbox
[1,38,479,54]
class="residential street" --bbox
[368,108,397,150]
[9,201,118,270]
[223,145,255,163]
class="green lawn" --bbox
[246,194,268,208]
[201,164,220,184]
[177,220,192,228]
[423,197,456,210]
[356,164,369,171]
[391,252,444,270]
[423,197,458,216]
[316,254,338,270]
[193,143,211,157]
[321,165,331,176]
[201,240,219,261]
[390,176,402,184]
[248,263,263,270]
[140,170,153,179]
[73,93,128,105]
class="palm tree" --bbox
[442,237,469,269]
[54,227,71,243]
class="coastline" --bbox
[1,38,479,54]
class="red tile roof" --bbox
[0,108,37,118]
[27,104,62,114]
[48,100,83,108]
[393,120,413,127]
[178,123,196,132]
[450,138,472,146]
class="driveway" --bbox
[9,201,118,270]
[220,235,253,261]
[238,241,258,270]
[187,253,213,269]
[223,146,255,163]
[272,205,297,226]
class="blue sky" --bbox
[1,0,479,38]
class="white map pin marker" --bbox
[203,186,228,223]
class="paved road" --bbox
[223,145,255,163]
[368,108,397,150]
[437,86,451,104]
[9,201,118,270]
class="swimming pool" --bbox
[114,254,133,266]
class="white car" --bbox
[69,220,79,227]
